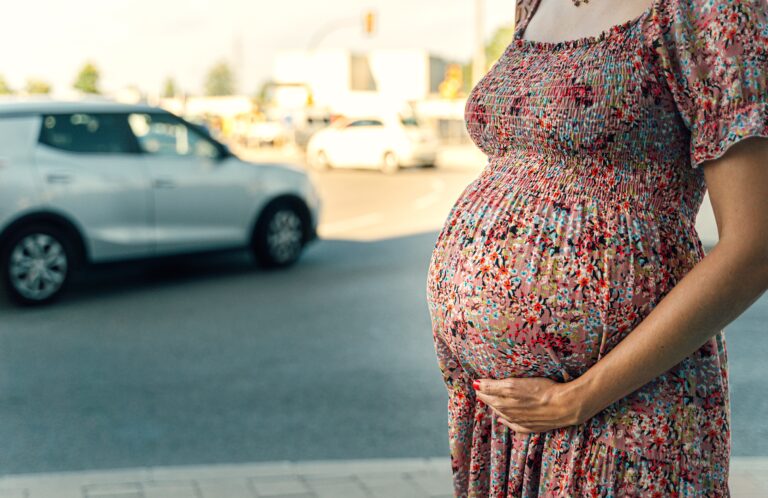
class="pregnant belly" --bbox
[426,172,702,382]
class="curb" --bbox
[0,457,765,498]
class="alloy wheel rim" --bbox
[266,210,304,262]
[315,151,329,170]
[9,233,68,300]
[382,152,398,173]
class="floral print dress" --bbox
[425,0,768,495]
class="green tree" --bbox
[204,61,235,96]
[461,62,472,95]
[485,24,516,67]
[73,62,101,94]
[163,77,177,98]
[461,23,515,93]
[25,78,52,94]
[0,75,13,95]
[254,78,275,107]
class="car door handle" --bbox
[46,173,73,184]
[153,178,176,189]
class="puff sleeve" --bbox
[652,0,768,169]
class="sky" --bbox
[0,0,516,98]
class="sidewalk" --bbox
[0,457,766,498]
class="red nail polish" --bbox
[472,380,481,390]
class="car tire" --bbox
[381,151,399,174]
[312,150,332,171]
[1,224,76,306]
[251,199,308,269]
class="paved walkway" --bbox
[0,457,766,497]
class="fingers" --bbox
[498,417,533,434]
[474,377,517,396]
[482,398,535,434]
[476,391,524,422]
[475,390,525,419]
[484,401,507,420]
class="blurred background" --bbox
[0,0,765,495]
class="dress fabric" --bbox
[425,0,768,496]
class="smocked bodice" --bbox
[464,9,707,220]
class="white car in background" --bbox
[306,114,439,173]
[0,100,322,305]
[235,117,290,148]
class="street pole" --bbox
[472,0,486,86]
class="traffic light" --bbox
[364,11,376,35]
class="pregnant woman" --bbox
[426,0,768,495]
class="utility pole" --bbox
[472,0,486,86]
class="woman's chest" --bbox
[464,36,687,160]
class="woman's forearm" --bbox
[569,237,768,424]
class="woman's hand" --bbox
[472,377,593,434]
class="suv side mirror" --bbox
[216,142,233,161]
[184,118,234,162]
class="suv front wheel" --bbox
[380,151,399,174]
[251,200,308,268]
[2,225,75,306]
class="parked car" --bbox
[232,114,291,148]
[306,113,439,173]
[295,114,332,151]
[0,100,322,305]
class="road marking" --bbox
[319,212,384,236]
[413,177,446,210]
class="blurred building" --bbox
[272,48,471,144]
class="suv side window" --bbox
[128,112,220,160]
[38,113,139,154]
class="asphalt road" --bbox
[0,158,764,474]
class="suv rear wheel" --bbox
[2,225,75,305]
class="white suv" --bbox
[0,100,322,305]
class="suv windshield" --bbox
[128,112,228,160]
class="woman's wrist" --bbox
[562,372,603,425]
